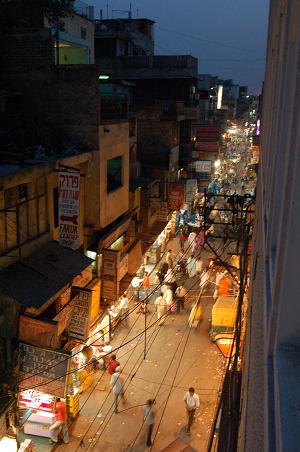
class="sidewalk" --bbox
[55,236,226,452]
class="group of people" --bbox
[108,352,200,446]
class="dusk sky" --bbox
[89,0,270,94]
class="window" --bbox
[81,27,87,39]
[107,157,123,192]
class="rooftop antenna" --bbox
[129,3,132,19]
[100,9,103,20]
[106,3,109,19]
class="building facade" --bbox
[238,1,300,450]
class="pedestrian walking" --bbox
[143,271,150,301]
[196,255,203,274]
[179,231,187,250]
[119,292,129,326]
[183,387,200,433]
[187,230,197,254]
[143,399,155,447]
[166,249,173,269]
[175,285,187,313]
[49,398,69,444]
[164,268,177,292]
[155,293,166,326]
[110,367,125,413]
[108,354,120,375]
[187,255,197,278]
[162,285,173,308]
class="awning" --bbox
[0,241,93,308]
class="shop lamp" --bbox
[214,159,221,169]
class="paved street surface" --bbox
[56,238,226,452]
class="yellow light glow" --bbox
[214,159,221,169]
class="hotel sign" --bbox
[58,171,80,250]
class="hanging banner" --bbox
[19,343,70,398]
[68,287,92,341]
[58,171,80,250]
[185,179,198,204]
[167,183,185,210]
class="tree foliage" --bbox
[0,0,75,26]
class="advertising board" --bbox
[19,343,70,398]
[58,171,80,250]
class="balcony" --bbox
[160,101,185,120]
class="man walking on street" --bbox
[119,292,129,326]
[110,367,125,413]
[155,293,166,326]
[144,399,155,447]
[108,354,120,375]
[143,271,150,301]
[175,285,187,313]
[49,398,69,444]
[166,249,173,269]
[183,387,200,433]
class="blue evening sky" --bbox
[90,0,270,93]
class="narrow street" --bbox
[56,238,225,452]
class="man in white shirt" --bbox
[110,367,125,413]
[183,387,200,433]
[175,285,187,312]
[119,293,129,326]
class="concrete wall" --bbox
[0,152,91,269]
[47,13,95,64]
[238,1,300,450]
[85,122,130,229]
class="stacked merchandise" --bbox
[23,411,55,438]
[66,391,80,419]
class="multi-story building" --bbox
[238,1,300,451]
[0,3,143,432]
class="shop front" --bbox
[17,343,71,448]
[97,216,142,305]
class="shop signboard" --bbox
[102,250,118,300]
[58,171,81,250]
[195,160,212,174]
[19,343,70,398]
[69,287,92,341]
[215,333,237,358]
[167,183,185,210]
[19,315,59,349]
[54,299,76,337]
[185,179,198,204]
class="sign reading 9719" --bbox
[58,171,81,250]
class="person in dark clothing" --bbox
[143,399,155,447]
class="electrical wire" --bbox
[87,259,229,451]
[5,229,208,400]
[76,264,210,451]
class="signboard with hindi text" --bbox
[19,343,70,398]
[68,287,92,341]
[58,171,80,250]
